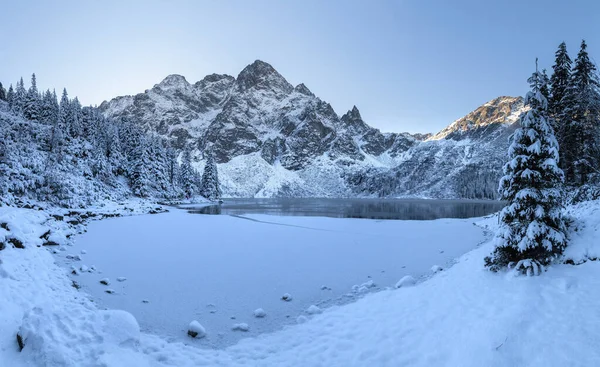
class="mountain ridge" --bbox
[99,60,523,199]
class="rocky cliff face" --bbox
[100,61,525,199]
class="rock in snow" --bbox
[395,275,416,288]
[253,308,267,318]
[232,323,250,332]
[431,265,443,273]
[281,293,293,302]
[99,278,110,285]
[187,320,206,338]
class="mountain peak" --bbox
[194,73,235,90]
[341,105,363,123]
[294,83,314,97]
[156,74,190,90]
[199,73,234,84]
[236,60,293,94]
[429,95,525,141]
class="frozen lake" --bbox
[184,198,505,220]
[56,199,499,349]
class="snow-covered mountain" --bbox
[100,61,525,199]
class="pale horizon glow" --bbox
[1,0,598,134]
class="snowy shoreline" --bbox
[1,199,599,366]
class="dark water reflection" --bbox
[184,198,505,220]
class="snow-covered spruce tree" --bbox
[40,89,59,126]
[179,147,196,198]
[69,97,83,138]
[23,73,41,122]
[549,42,572,118]
[200,149,221,201]
[562,40,600,185]
[130,138,151,197]
[6,85,15,108]
[0,82,6,101]
[13,77,26,116]
[485,62,567,275]
[58,88,70,137]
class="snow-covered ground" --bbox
[54,208,487,348]
[2,199,600,366]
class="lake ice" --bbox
[56,201,491,348]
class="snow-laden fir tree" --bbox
[23,73,41,122]
[540,69,550,100]
[6,85,14,107]
[130,137,151,197]
[0,82,6,101]
[179,147,196,198]
[58,88,70,136]
[549,42,572,119]
[13,78,26,116]
[200,149,221,201]
[40,89,59,126]
[562,40,600,184]
[485,61,567,275]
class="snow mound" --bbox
[296,315,308,324]
[232,323,250,332]
[253,308,266,318]
[306,305,322,315]
[395,275,416,288]
[18,307,140,365]
[351,279,376,293]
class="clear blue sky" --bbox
[1,0,598,133]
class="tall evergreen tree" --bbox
[24,73,42,121]
[166,146,179,188]
[485,61,567,275]
[40,89,59,125]
[549,43,572,177]
[200,149,221,200]
[69,97,83,137]
[179,147,196,198]
[549,42,572,117]
[540,69,550,100]
[563,40,600,184]
[58,88,71,135]
[0,82,6,101]
[13,77,27,115]
[6,85,14,108]
[106,127,125,176]
[130,138,151,197]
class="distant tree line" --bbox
[0,74,220,206]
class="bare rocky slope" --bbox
[100,61,525,199]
